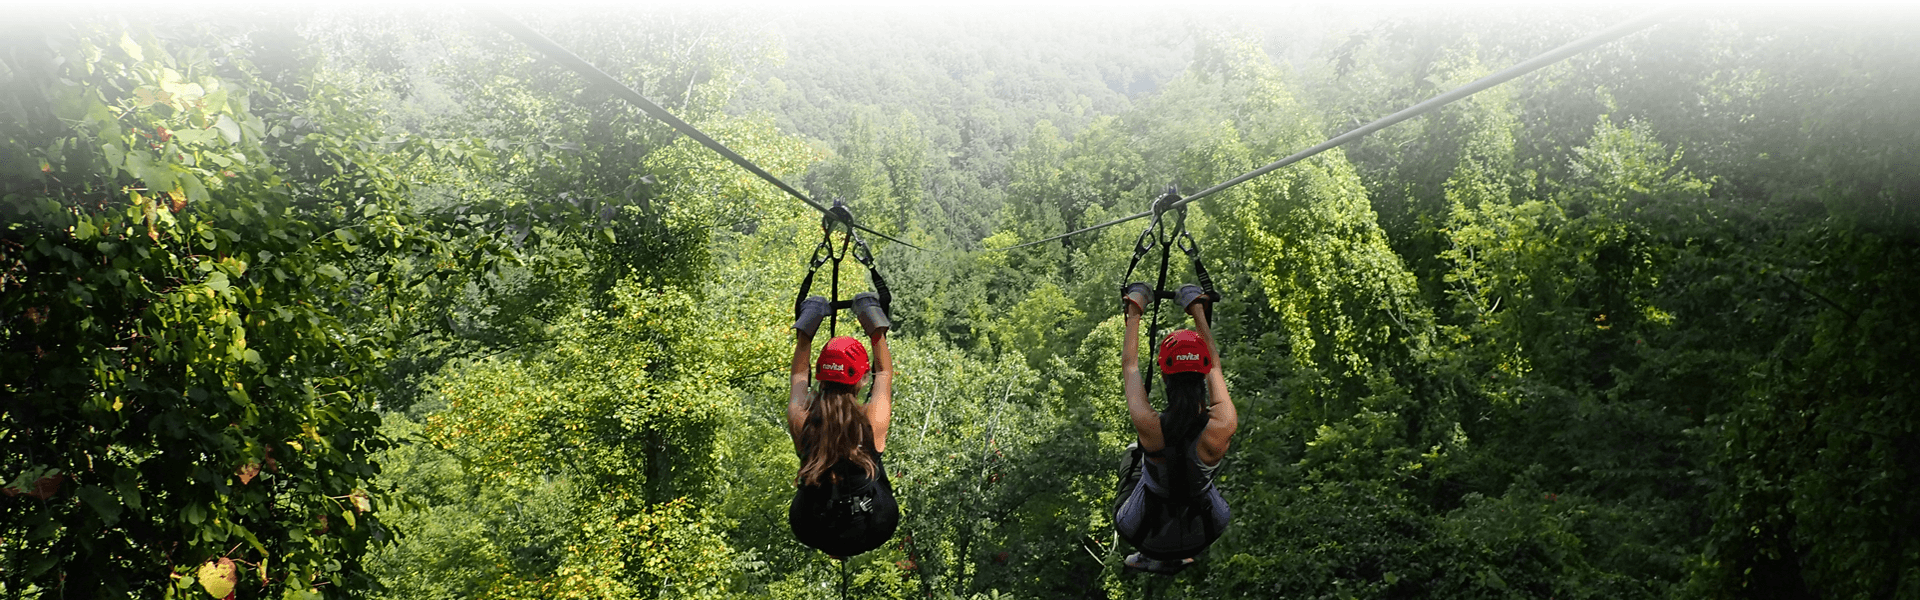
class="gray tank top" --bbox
[1142,438,1221,498]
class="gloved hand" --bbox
[1175,284,1209,313]
[794,295,830,338]
[853,292,890,336]
[1122,282,1152,315]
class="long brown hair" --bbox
[797,380,877,486]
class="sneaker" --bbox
[1123,552,1193,575]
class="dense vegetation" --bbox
[4,5,1915,599]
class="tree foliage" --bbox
[5,6,1917,600]
[0,18,479,597]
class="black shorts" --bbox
[790,476,900,557]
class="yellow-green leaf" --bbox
[196,558,235,599]
[117,33,142,61]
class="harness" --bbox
[801,445,882,516]
[794,198,894,339]
[1130,441,1226,561]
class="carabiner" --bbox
[1151,187,1187,247]
[808,237,834,270]
[851,236,876,267]
[1176,229,1201,259]
[1131,219,1159,256]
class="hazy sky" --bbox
[17,0,1919,20]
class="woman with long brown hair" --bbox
[1114,283,1238,573]
[787,292,898,558]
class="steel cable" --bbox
[992,7,1676,252]
[476,9,925,250]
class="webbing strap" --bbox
[1177,231,1219,326]
[1145,219,1175,388]
[851,237,892,313]
[794,242,833,320]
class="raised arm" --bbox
[1188,301,1237,465]
[789,296,831,441]
[1122,285,1163,452]
[866,331,894,453]
[851,292,895,453]
[788,331,813,441]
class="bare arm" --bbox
[788,331,813,441]
[1123,304,1164,453]
[1189,302,1237,465]
[865,331,894,453]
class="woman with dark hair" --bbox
[787,292,899,558]
[1114,283,1238,573]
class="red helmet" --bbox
[1157,329,1212,375]
[816,336,871,385]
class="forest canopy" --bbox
[3,4,1917,599]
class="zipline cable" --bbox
[474,9,924,251]
[993,7,1677,252]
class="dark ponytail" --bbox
[1159,372,1211,451]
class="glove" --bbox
[853,292,890,336]
[793,295,830,338]
[1175,284,1209,313]
[1122,282,1152,315]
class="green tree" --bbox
[0,19,492,597]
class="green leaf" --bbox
[212,114,241,144]
[78,485,122,526]
[172,128,217,146]
[284,586,325,600]
[117,33,142,61]
[125,152,177,193]
[102,142,125,170]
[203,89,229,115]
[229,521,267,554]
[111,469,142,513]
[25,554,56,577]
[204,271,229,293]
[27,518,59,541]
[181,175,210,206]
